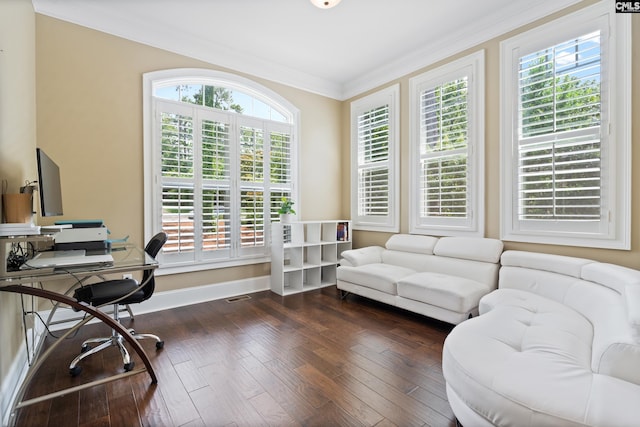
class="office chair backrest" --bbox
[140,232,168,300]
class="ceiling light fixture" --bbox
[310,0,342,9]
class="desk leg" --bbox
[0,285,158,384]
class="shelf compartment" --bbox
[321,265,337,285]
[283,270,303,292]
[303,267,321,288]
[321,244,337,263]
[283,247,303,269]
[304,223,322,244]
[304,245,321,266]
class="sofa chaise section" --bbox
[442,250,640,426]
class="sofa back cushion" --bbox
[582,262,640,333]
[500,250,592,278]
[433,236,503,263]
[423,237,503,288]
[385,234,438,254]
[381,234,439,272]
[382,250,432,272]
[382,235,503,287]
[423,256,500,289]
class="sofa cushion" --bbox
[501,250,592,278]
[398,272,490,313]
[385,234,438,254]
[336,263,415,294]
[433,236,503,264]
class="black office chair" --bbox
[69,232,168,376]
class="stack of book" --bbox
[337,222,349,241]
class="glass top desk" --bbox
[0,234,159,423]
[0,234,156,284]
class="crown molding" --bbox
[341,0,584,100]
[33,0,584,101]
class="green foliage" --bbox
[518,46,602,220]
[185,85,244,113]
[520,54,600,137]
[277,197,296,215]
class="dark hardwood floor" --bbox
[14,286,456,427]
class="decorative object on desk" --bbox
[69,232,168,376]
[278,197,296,223]
[2,180,33,223]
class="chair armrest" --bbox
[340,246,384,267]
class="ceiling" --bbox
[32,0,582,100]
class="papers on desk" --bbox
[40,224,73,233]
[0,223,41,236]
[21,250,114,269]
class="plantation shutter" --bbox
[409,52,484,236]
[517,31,602,223]
[200,114,232,259]
[239,123,266,254]
[350,85,399,232]
[418,78,469,221]
[269,128,294,218]
[160,109,196,261]
[357,105,390,217]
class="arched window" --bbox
[143,69,299,271]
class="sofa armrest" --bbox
[340,246,384,267]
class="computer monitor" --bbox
[36,148,64,217]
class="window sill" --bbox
[156,255,270,276]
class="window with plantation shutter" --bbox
[410,51,485,236]
[500,3,631,249]
[350,85,399,232]
[145,70,298,270]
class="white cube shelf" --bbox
[271,220,351,295]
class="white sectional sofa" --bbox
[336,234,504,325]
[443,250,640,426]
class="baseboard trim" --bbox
[1,275,270,425]
[42,275,270,331]
[1,322,46,427]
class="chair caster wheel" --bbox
[124,361,135,372]
[156,341,164,349]
[69,366,82,377]
[81,344,91,353]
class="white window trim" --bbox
[350,84,400,233]
[409,50,485,237]
[500,3,631,249]
[143,68,300,273]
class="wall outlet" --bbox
[122,273,133,280]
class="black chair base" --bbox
[69,303,164,376]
